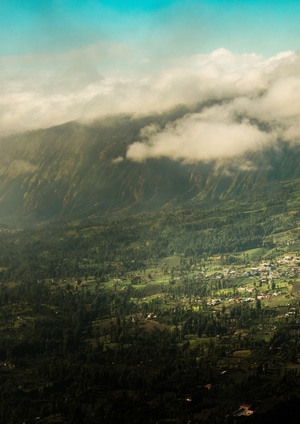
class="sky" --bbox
[1,0,300,161]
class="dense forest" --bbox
[1,178,300,423]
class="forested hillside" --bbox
[0,111,300,224]
[1,175,300,422]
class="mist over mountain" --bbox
[0,107,300,225]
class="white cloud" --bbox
[126,111,273,162]
[238,76,300,121]
[0,159,37,177]
[125,49,300,162]
[111,156,124,164]
[2,45,300,165]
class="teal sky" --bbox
[1,0,300,56]
[1,0,300,135]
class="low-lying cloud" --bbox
[125,49,300,162]
[0,159,37,177]
[126,112,273,162]
[2,46,300,163]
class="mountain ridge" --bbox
[0,112,300,225]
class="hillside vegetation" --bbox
[1,176,300,422]
[0,111,300,224]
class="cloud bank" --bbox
[126,113,273,163]
[2,46,300,162]
[125,49,300,162]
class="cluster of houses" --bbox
[212,255,300,281]
[206,255,300,307]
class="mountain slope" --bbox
[0,113,300,224]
